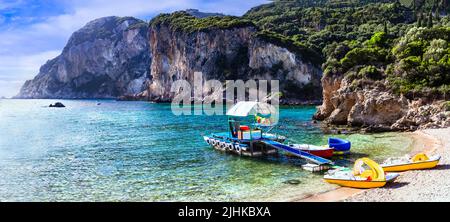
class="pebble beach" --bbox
[300,127,450,202]
[347,128,450,202]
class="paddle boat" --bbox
[324,158,399,189]
[328,137,351,155]
[381,153,441,172]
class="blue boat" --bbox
[328,138,351,154]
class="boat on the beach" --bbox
[288,144,334,158]
[381,153,441,172]
[324,158,399,189]
[328,137,351,155]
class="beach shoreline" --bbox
[297,128,448,202]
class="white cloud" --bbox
[0,50,60,97]
[0,50,60,75]
[0,0,268,97]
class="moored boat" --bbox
[381,153,441,172]
[324,158,399,189]
[289,144,334,158]
[328,138,351,155]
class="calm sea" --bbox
[0,99,413,201]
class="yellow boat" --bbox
[381,153,440,172]
[324,158,399,189]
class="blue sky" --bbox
[0,0,268,97]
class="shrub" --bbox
[359,65,383,80]
[367,32,389,48]
[443,101,450,111]
[150,11,255,33]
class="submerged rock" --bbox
[283,179,302,185]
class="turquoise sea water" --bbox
[0,99,413,201]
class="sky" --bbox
[0,0,268,98]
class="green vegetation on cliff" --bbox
[244,1,414,55]
[322,26,450,98]
[389,27,450,97]
[150,11,254,33]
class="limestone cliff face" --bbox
[248,39,322,102]
[314,75,450,131]
[16,12,323,103]
[147,19,322,103]
[16,16,150,99]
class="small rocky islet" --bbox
[49,102,66,108]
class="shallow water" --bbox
[0,99,413,201]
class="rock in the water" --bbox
[49,102,65,108]
[15,16,151,99]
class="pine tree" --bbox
[412,0,418,21]
[384,20,389,34]
[417,12,423,27]
[435,6,440,22]
[427,10,433,28]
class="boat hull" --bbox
[324,173,399,189]
[203,135,278,157]
[289,144,334,158]
[328,138,351,154]
[382,159,440,172]
[304,149,334,158]
[324,179,387,189]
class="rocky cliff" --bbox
[147,12,322,103]
[16,16,150,99]
[314,75,450,132]
[17,12,323,103]
[313,26,450,132]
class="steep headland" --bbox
[16,16,150,99]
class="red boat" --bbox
[289,144,334,158]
